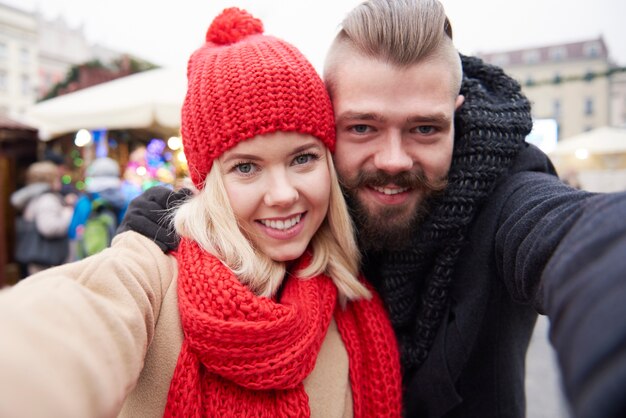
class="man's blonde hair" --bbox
[324,0,462,97]
[173,148,370,303]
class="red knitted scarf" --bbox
[164,239,402,417]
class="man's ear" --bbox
[455,94,465,110]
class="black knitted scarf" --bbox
[361,55,533,375]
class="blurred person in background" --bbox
[10,161,73,277]
[68,157,129,260]
[42,148,79,200]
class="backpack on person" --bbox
[76,197,118,259]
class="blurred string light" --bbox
[575,148,590,159]
[93,129,108,158]
[168,136,182,150]
[70,149,83,170]
[167,136,188,170]
[74,129,92,147]
[122,138,178,190]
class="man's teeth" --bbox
[259,214,302,230]
[372,186,409,195]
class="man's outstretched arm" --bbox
[116,186,191,252]
[494,168,626,418]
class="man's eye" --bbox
[415,126,434,134]
[351,124,371,134]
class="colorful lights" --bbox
[74,129,92,147]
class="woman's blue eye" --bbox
[236,163,253,173]
[294,154,312,165]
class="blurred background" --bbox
[0,1,624,415]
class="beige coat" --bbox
[0,232,351,418]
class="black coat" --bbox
[402,144,626,417]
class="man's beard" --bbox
[341,169,447,252]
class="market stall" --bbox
[549,127,626,192]
[25,67,186,140]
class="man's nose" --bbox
[373,133,413,175]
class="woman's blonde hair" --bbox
[173,148,371,303]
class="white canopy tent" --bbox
[549,127,626,192]
[550,127,626,156]
[24,67,187,141]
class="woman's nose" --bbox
[263,170,299,207]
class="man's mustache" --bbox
[340,169,448,193]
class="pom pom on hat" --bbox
[182,8,336,189]
[206,7,263,45]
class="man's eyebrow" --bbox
[336,111,451,125]
[406,114,451,124]
[336,112,386,123]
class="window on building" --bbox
[583,70,596,82]
[553,99,561,118]
[0,70,7,92]
[553,73,563,84]
[549,46,567,61]
[492,54,510,67]
[523,50,541,64]
[583,42,601,58]
[21,74,30,96]
[20,47,30,65]
[525,76,535,87]
[584,97,594,116]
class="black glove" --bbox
[116,186,192,253]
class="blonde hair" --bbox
[324,0,462,97]
[173,148,371,303]
[26,161,59,186]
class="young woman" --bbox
[0,8,402,417]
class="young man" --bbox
[120,0,626,416]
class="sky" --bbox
[4,0,626,71]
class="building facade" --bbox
[479,37,616,140]
[610,69,626,128]
[36,15,92,100]
[0,2,130,119]
[0,4,38,118]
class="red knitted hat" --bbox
[182,8,336,188]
